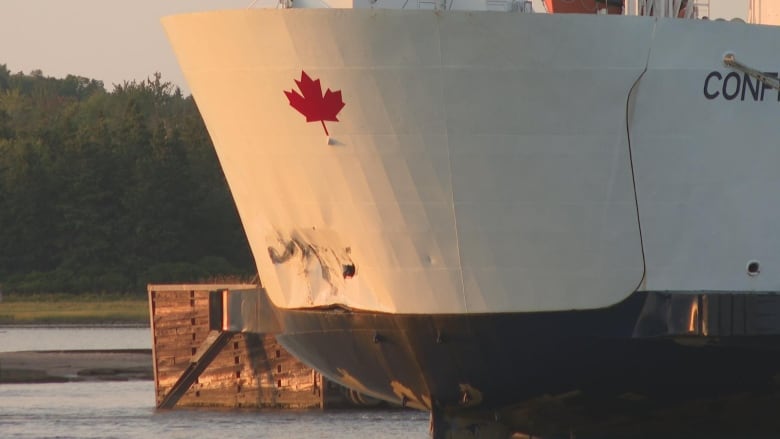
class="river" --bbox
[0,326,430,439]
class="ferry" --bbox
[163,1,780,437]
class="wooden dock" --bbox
[148,284,378,409]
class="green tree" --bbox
[0,68,254,295]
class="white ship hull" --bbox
[165,9,780,438]
[166,9,780,315]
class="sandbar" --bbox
[0,350,153,383]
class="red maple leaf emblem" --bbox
[284,71,345,136]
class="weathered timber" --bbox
[157,330,233,409]
[148,284,376,410]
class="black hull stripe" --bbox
[271,291,780,438]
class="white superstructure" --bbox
[163,1,780,316]
[750,0,780,24]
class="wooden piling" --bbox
[148,284,341,409]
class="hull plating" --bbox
[275,291,780,438]
[164,9,780,314]
[165,9,780,436]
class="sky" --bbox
[0,0,749,95]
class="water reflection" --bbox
[0,381,430,439]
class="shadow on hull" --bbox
[268,291,780,438]
[212,290,780,439]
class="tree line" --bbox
[0,65,255,295]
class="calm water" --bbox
[0,327,430,438]
[0,325,151,352]
[0,381,430,439]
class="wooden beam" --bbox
[157,330,233,409]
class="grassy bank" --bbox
[0,293,148,325]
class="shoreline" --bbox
[0,323,150,328]
[0,349,153,384]
[0,295,149,326]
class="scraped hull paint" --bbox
[275,291,780,438]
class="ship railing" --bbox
[624,0,698,18]
[692,0,710,19]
